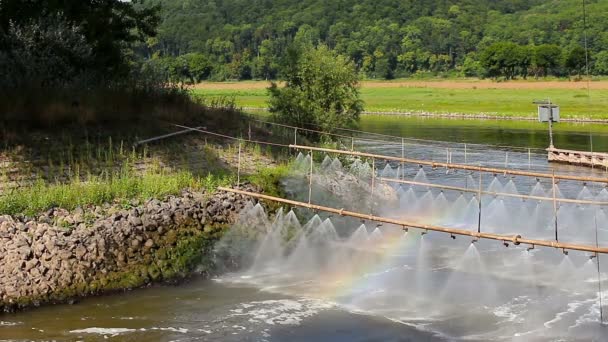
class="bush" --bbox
[268,44,363,133]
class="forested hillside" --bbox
[137,0,608,81]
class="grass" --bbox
[0,168,234,217]
[191,81,608,119]
[0,129,294,217]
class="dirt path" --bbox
[194,80,608,90]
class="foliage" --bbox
[138,0,608,80]
[268,45,363,132]
[0,0,159,82]
[246,164,291,198]
[0,0,207,127]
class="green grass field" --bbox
[192,82,608,119]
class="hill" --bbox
[137,0,608,81]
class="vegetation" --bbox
[268,45,363,132]
[193,81,608,119]
[0,170,211,217]
[0,0,202,127]
[138,0,608,81]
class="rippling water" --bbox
[4,117,608,341]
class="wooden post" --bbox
[308,151,313,204]
[552,172,559,242]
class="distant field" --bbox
[192,80,608,119]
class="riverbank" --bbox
[0,184,260,312]
[0,107,294,313]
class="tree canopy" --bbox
[138,0,608,81]
[268,45,363,133]
[0,0,160,86]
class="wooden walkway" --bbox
[548,147,608,169]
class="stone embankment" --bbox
[0,185,257,312]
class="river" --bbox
[3,116,608,341]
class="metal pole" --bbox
[446,148,450,173]
[351,137,355,151]
[552,172,559,242]
[548,99,555,148]
[477,165,483,234]
[237,142,242,186]
[370,157,376,215]
[308,151,313,204]
[591,132,594,169]
[294,128,298,146]
[598,253,604,325]
[583,0,591,100]
[594,199,604,325]
[401,138,405,180]
[464,143,468,164]
[528,148,532,170]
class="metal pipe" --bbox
[135,126,203,146]
[219,187,608,254]
[290,144,608,184]
[378,177,608,206]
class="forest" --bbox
[137,0,608,81]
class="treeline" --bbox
[478,42,608,79]
[137,0,608,81]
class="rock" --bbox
[0,185,260,312]
[75,246,87,260]
[128,215,142,227]
[74,207,84,217]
